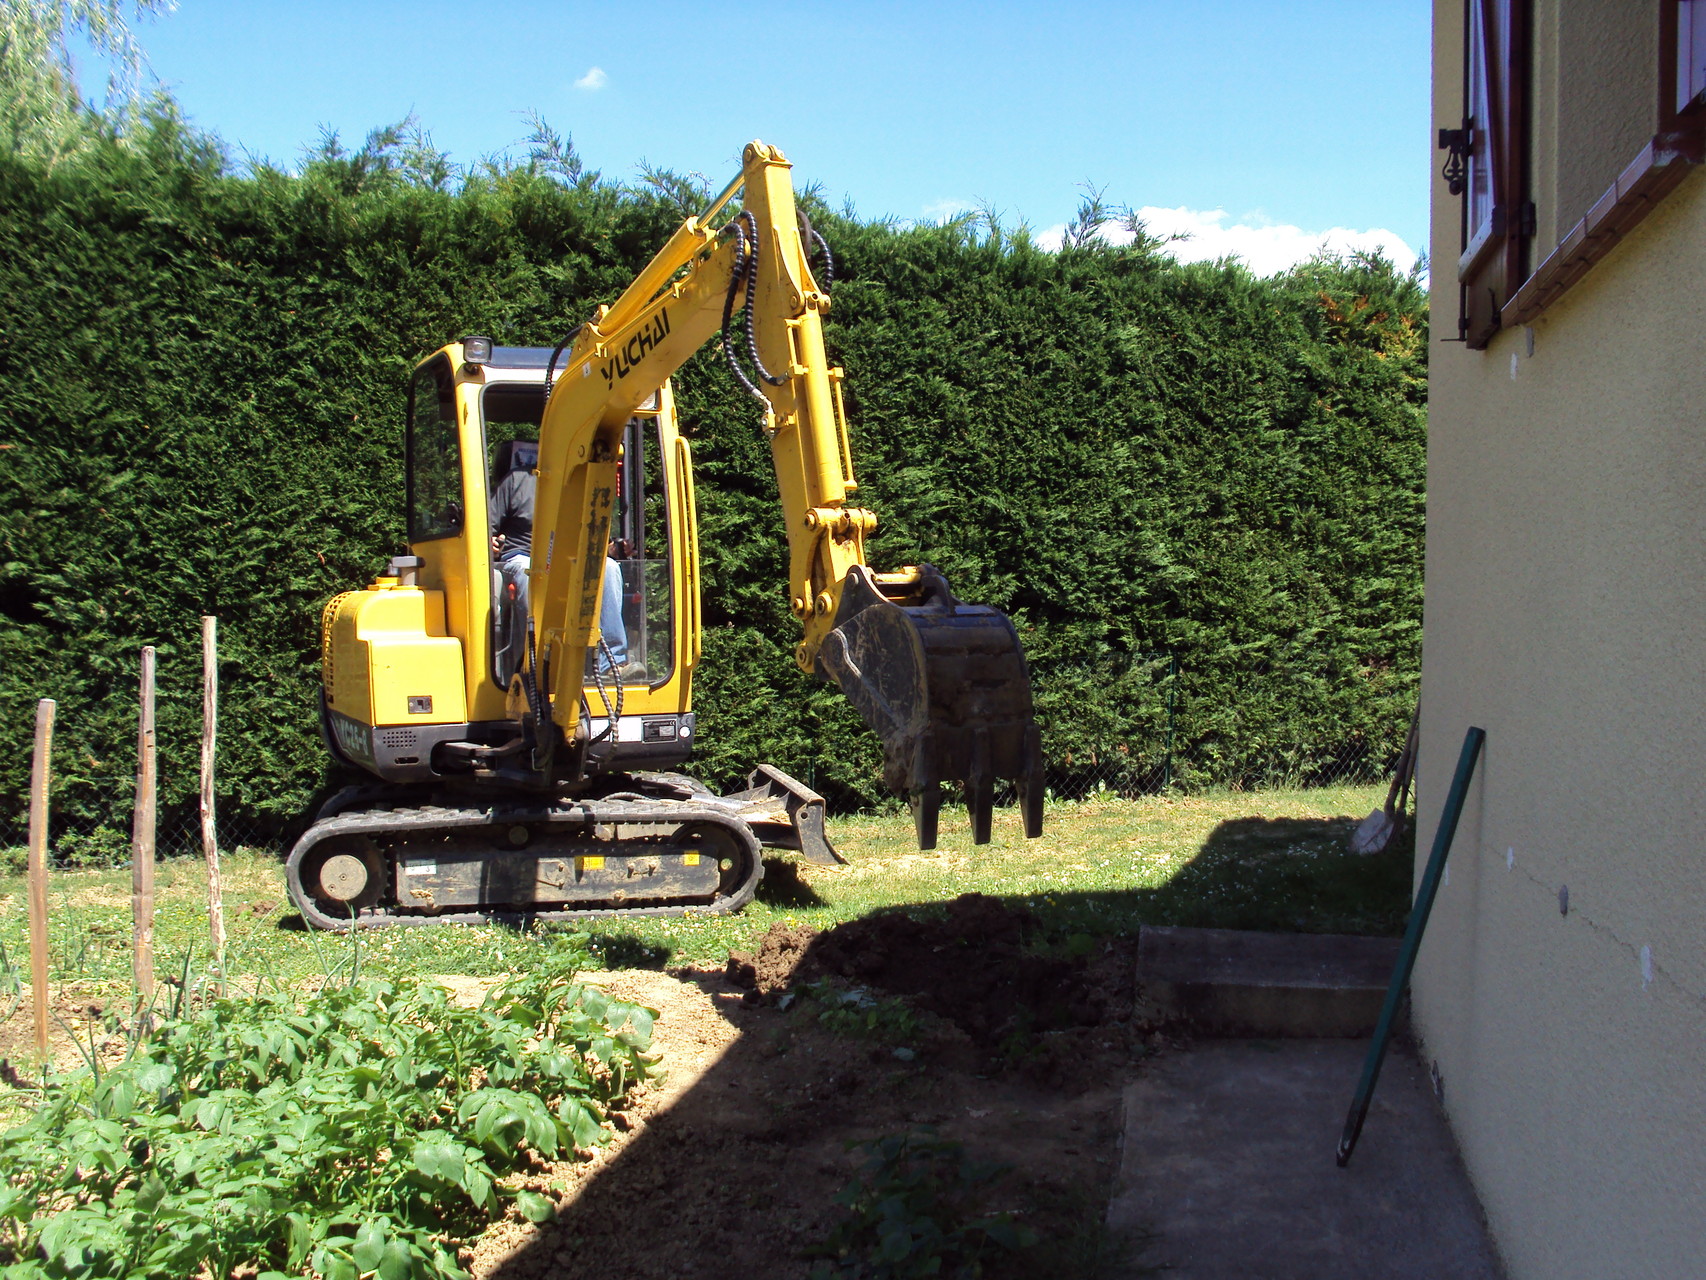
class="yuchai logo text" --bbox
[600,309,672,385]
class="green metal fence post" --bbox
[1337,723,1485,1167]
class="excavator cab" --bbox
[320,343,701,788]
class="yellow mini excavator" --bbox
[287,142,1042,929]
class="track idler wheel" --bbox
[292,833,386,925]
[676,821,763,908]
[818,564,1044,850]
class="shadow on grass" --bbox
[836,813,1415,946]
[582,932,671,969]
[754,857,826,909]
[1063,812,1415,939]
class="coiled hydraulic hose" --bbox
[720,211,789,402]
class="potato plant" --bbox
[0,948,654,1279]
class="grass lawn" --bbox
[0,784,1411,1005]
[0,784,1413,1279]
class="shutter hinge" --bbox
[1519,201,1537,237]
[1438,123,1471,196]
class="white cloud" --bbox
[921,197,976,221]
[1037,206,1418,278]
[574,67,608,91]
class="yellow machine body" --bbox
[291,141,1040,931]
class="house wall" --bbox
[1552,1,1658,236]
[1420,4,1706,1278]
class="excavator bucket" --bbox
[818,565,1044,850]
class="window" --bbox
[1454,0,1531,349]
[405,355,462,543]
[603,415,675,687]
[481,383,546,475]
[1445,2,1705,340]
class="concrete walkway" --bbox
[1107,1038,1504,1279]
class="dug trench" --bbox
[471,892,1167,1279]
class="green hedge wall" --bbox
[0,123,1426,849]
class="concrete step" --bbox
[1137,925,1402,1037]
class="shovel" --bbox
[1349,706,1420,855]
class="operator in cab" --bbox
[489,439,536,683]
[490,438,630,684]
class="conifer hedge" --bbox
[0,122,1425,852]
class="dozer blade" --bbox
[817,564,1044,850]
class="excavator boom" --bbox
[524,141,1042,845]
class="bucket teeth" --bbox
[1020,722,1045,839]
[819,564,1043,849]
[911,784,942,851]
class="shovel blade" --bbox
[1348,808,1397,855]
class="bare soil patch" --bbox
[471,895,1159,1280]
[0,987,132,1084]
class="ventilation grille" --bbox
[320,591,354,702]
[378,729,419,751]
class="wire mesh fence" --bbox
[1,648,1416,869]
[1035,649,1414,801]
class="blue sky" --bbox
[101,0,1431,275]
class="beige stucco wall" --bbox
[1553,1,1658,239]
[1419,5,1706,1278]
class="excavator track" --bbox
[285,794,764,931]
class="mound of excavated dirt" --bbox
[726,893,1109,1048]
[724,923,818,998]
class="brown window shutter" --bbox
[1455,0,1531,349]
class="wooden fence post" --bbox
[201,617,225,987]
[27,698,55,1067]
[132,647,156,1003]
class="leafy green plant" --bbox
[810,1131,1035,1279]
[50,826,129,868]
[0,944,655,1279]
[800,981,920,1046]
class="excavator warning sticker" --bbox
[404,860,437,876]
[578,855,606,871]
[682,852,701,866]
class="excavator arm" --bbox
[524,141,1043,848]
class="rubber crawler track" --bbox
[285,797,765,931]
